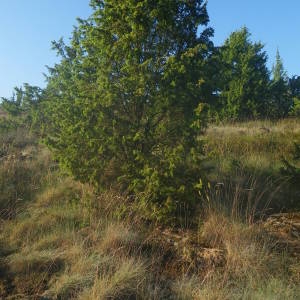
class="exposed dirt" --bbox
[151,213,300,276]
[263,213,300,257]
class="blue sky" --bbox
[0,0,299,98]
[0,1,92,98]
[208,1,300,77]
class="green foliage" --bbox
[267,50,292,118]
[1,4,299,221]
[209,29,296,121]
[289,75,300,98]
[268,79,291,118]
[289,98,300,117]
[216,27,270,120]
[0,84,44,132]
[288,76,300,117]
[272,49,287,82]
[43,0,213,218]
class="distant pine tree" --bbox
[272,49,287,82]
[268,50,292,118]
[217,27,270,120]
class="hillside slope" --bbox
[0,121,299,299]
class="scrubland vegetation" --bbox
[205,119,300,212]
[0,120,299,299]
[1,0,300,298]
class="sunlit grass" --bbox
[0,120,299,299]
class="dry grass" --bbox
[171,209,299,299]
[204,118,300,211]
[80,258,147,300]
[0,169,152,299]
[1,121,300,299]
[173,275,300,300]
[7,250,64,295]
[206,118,300,167]
[208,118,300,136]
[1,180,299,299]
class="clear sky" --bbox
[0,1,92,98]
[0,0,299,98]
[208,1,300,77]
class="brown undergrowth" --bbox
[0,121,299,299]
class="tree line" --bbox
[1,0,300,220]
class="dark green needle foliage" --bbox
[268,50,292,118]
[289,75,300,117]
[217,27,270,120]
[0,84,43,132]
[43,0,213,220]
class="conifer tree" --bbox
[268,50,291,118]
[44,0,213,219]
[289,75,300,98]
[217,27,270,120]
[272,49,287,82]
[1,84,43,128]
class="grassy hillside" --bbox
[204,119,300,212]
[0,120,299,299]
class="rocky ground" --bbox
[264,213,300,257]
